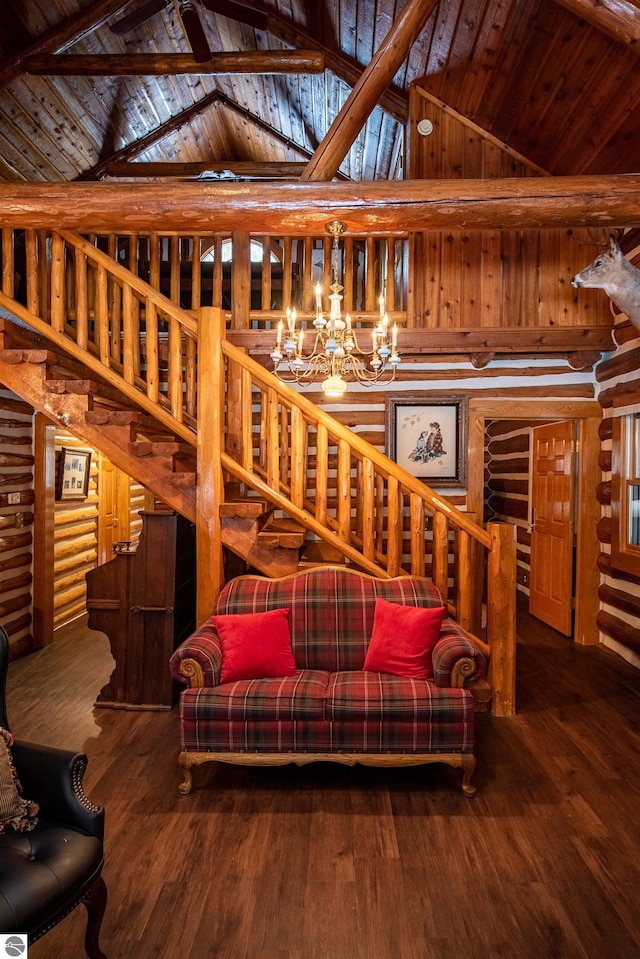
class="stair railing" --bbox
[0,228,198,444]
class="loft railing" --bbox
[0,227,516,715]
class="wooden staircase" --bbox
[0,224,517,715]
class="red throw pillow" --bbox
[212,608,297,685]
[363,597,446,680]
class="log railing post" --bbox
[196,306,225,623]
[486,521,517,717]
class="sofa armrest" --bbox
[11,741,104,839]
[169,618,222,688]
[432,619,488,688]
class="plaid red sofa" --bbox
[169,566,488,797]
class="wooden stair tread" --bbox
[220,498,270,519]
[257,517,306,549]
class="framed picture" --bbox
[385,393,468,488]
[56,447,92,501]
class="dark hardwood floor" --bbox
[6,606,640,959]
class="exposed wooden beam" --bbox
[301,0,438,182]
[80,90,345,183]
[79,90,227,181]
[0,0,136,90]
[1,175,639,233]
[260,6,408,122]
[553,0,640,52]
[102,160,307,179]
[24,50,325,76]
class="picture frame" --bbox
[385,393,468,488]
[56,447,92,501]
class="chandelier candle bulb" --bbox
[392,323,397,349]
[268,220,400,395]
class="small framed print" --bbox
[56,447,92,501]
[385,393,468,488]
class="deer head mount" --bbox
[571,237,640,330]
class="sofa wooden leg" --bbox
[460,755,476,797]
[83,874,107,959]
[178,762,193,795]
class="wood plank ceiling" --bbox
[0,0,639,186]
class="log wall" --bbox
[485,420,534,596]
[0,389,34,658]
[595,311,640,668]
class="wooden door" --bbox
[529,421,576,635]
[97,455,132,565]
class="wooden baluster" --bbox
[432,510,449,603]
[25,229,39,316]
[337,438,351,545]
[191,235,201,311]
[2,229,14,297]
[168,315,183,422]
[145,299,159,404]
[362,457,376,562]
[75,248,88,350]
[96,264,110,365]
[280,404,290,488]
[303,236,314,310]
[50,232,65,332]
[290,405,305,509]
[456,514,483,635]
[354,459,363,544]
[259,389,268,473]
[486,521,517,717]
[266,386,280,491]
[130,234,141,378]
[386,475,401,575]
[385,237,395,311]
[170,235,180,306]
[185,334,197,418]
[261,234,271,312]
[315,423,328,526]
[282,235,292,308]
[343,235,353,313]
[241,367,254,472]
[365,235,376,312]
[122,284,135,384]
[107,235,121,361]
[149,233,161,294]
[376,474,385,548]
[410,492,426,576]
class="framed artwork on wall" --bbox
[56,447,92,501]
[385,393,468,488]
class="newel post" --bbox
[486,521,517,716]
[196,306,226,624]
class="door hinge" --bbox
[571,439,580,453]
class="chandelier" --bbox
[270,220,401,397]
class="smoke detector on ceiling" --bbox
[417,119,434,136]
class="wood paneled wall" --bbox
[54,429,98,628]
[0,389,34,657]
[408,84,608,330]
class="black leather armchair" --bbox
[0,627,107,958]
